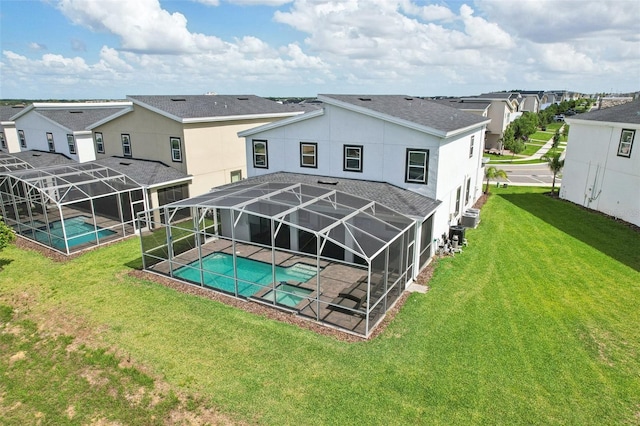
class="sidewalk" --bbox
[491,124,564,162]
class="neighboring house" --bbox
[91,95,311,198]
[519,91,543,113]
[10,102,132,162]
[239,94,491,268]
[0,105,26,153]
[561,100,640,226]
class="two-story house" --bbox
[91,95,311,202]
[561,100,640,226]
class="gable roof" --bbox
[215,171,440,219]
[127,95,311,124]
[92,156,191,188]
[319,94,489,137]
[432,98,492,112]
[1,105,26,122]
[567,100,640,125]
[10,150,75,168]
[36,107,132,132]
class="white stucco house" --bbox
[9,102,132,163]
[561,100,640,226]
[237,94,490,272]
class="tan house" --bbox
[90,95,311,201]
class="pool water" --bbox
[29,216,116,250]
[262,283,313,308]
[173,252,318,298]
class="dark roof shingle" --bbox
[128,95,312,120]
[36,107,129,131]
[570,100,640,125]
[216,172,440,218]
[92,156,190,187]
[319,94,488,134]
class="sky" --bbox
[1,0,639,100]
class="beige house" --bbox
[90,95,311,201]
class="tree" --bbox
[484,166,508,194]
[0,217,15,252]
[552,131,561,149]
[542,152,565,195]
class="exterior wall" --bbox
[13,112,89,161]
[522,96,540,113]
[183,118,278,196]
[93,106,185,170]
[560,120,640,226]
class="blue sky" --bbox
[1,0,639,99]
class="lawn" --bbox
[1,186,639,424]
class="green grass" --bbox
[529,131,554,141]
[1,186,639,424]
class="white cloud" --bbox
[28,42,48,51]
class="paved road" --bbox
[492,162,560,187]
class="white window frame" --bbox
[405,149,429,184]
[618,129,634,158]
[95,132,104,154]
[469,135,475,158]
[343,145,363,172]
[122,134,132,157]
[67,134,76,154]
[170,137,182,162]
[300,142,317,168]
[253,140,268,168]
[46,132,55,152]
[18,130,26,148]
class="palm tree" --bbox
[542,152,565,195]
[484,166,508,194]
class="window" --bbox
[343,145,363,172]
[252,140,268,168]
[465,177,471,204]
[46,132,55,152]
[230,170,242,182]
[469,135,475,158]
[455,186,462,216]
[67,134,76,154]
[300,142,317,168]
[618,129,634,158]
[0,132,5,149]
[121,134,132,157]
[170,137,182,162]
[95,132,104,154]
[405,149,429,184]
[18,130,26,148]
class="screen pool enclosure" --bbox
[140,182,419,337]
[0,163,147,254]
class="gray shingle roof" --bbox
[36,107,129,131]
[216,172,440,219]
[570,100,640,125]
[319,94,488,134]
[128,95,312,120]
[92,156,190,187]
[11,150,75,168]
[0,105,26,121]
[432,98,492,111]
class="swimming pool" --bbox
[262,283,313,308]
[173,252,318,298]
[28,216,116,250]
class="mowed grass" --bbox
[1,186,639,424]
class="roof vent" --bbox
[69,110,83,114]
[405,97,414,101]
[317,179,339,185]
[358,97,372,101]
[119,162,131,166]
[171,98,186,102]
[237,97,249,100]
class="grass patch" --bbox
[529,131,554,141]
[1,187,639,424]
